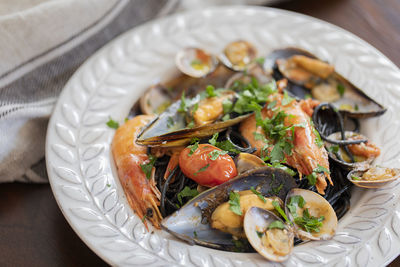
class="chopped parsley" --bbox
[106,117,119,129]
[287,195,324,233]
[124,117,129,122]
[192,103,199,114]
[178,91,188,113]
[188,141,199,156]
[206,85,218,97]
[191,59,202,67]
[305,93,312,99]
[312,127,323,148]
[222,98,233,114]
[177,186,199,205]
[351,175,361,180]
[187,120,195,128]
[250,187,266,203]
[194,163,210,176]
[255,57,265,65]
[193,231,198,238]
[106,183,111,187]
[272,200,290,224]
[141,215,147,223]
[232,239,244,252]
[167,116,175,128]
[222,114,230,121]
[228,191,242,215]
[208,149,228,160]
[268,220,286,230]
[305,164,330,186]
[282,91,295,106]
[354,104,359,111]
[337,84,345,96]
[256,230,264,238]
[140,154,157,179]
[328,145,339,154]
[209,133,240,154]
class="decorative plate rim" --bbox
[46,6,400,266]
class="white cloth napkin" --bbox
[0,0,273,183]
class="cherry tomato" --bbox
[179,144,237,187]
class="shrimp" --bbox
[239,89,332,195]
[347,136,381,158]
[111,115,162,229]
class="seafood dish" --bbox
[109,40,397,262]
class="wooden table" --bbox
[1,0,399,266]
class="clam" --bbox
[234,153,265,174]
[219,40,257,71]
[285,188,337,241]
[244,207,294,262]
[176,47,218,78]
[348,167,400,188]
[140,84,172,115]
[324,131,378,171]
[263,47,386,118]
[224,63,272,89]
[161,167,297,251]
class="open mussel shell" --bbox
[219,40,257,71]
[140,84,173,115]
[161,167,297,251]
[263,47,386,118]
[176,47,218,78]
[348,167,400,188]
[244,207,294,262]
[325,131,375,171]
[285,188,337,241]
[137,98,251,147]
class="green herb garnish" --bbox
[256,231,264,238]
[328,145,339,154]
[282,91,294,106]
[188,141,199,156]
[255,57,265,65]
[337,84,345,96]
[194,163,210,176]
[250,187,266,203]
[228,191,242,215]
[178,91,187,113]
[208,133,240,154]
[312,127,323,148]
[208,149,229,160]
[272,200,290,224]
[351,175,361,180]
[193,231,198,238]
[222,98,233,114]
[141,215,147,222]
[106,117,119,129]
[268,220,286,230]
[167,116,175,128]
[177,186,199,205]
[206,85,218,97]
[294,209,325,233]
[140,154,157,179]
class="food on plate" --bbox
[110,41,389,261]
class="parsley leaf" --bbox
[272,200,290,224]
[140,154,157,179]
[188,141,199,156]
[208,149,228,160]
[255,57,265,65]
[167,116,175,128]
[206,85,218,97]
[228,191,242,215]
[294,209,324,233]
[337,84,345,96]
[288,195,306,208]
[194,164,210,176]
[256,231,264,238]
[328,145,339,153]
[306,172,317,185]
[193,231,198,238]
[209,133,219,146]
[177,186,199,205]
[178,91,187,113]
[106,118,119,129]
[282,91,294,106]
[208,133,240,154]
[222,98,233,114]
[351,175,361,180]
[314,164,330,174]
[268,220,286,230]
[250,187,266,203]
[312,127,323,148]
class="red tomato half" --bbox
[179,144,237,187]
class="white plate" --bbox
[46,6,400,266]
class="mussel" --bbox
[219,40,257,71]
[348,166,400,188]
[325,131,379,171]
[263,47,386,118]
[244,207,294,262]
[234,153,265,174]
[285,188,337,241]
[176,47,218,78]
[161,167,297,251]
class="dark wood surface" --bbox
[1,0,399,266]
